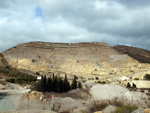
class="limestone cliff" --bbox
[2,42,138,76]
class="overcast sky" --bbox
[0,0,150,52]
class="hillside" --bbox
[2,41,137,76]
[0,53,36,81]
[0,53,8,67]
[113,45,150,63]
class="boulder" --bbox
[90,84,139,100]
[132,108,144,113]
[56,97,78,112]
[145,108,150,113]
[132,80,150,88]
[28,91,44,100]
[102,105,117,113]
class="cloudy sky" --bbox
[0,0,150,52]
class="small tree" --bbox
[43,76,47,91]
[126,82,131,88]
[78,81,82,88]
[59,78,64,93]
[95,77,99,80]
[144,74,150,80]
[53,76,58,92]
[132,83,136,88]
[71,75,77,90]
[47,77,52,92]
[34,76,45,92]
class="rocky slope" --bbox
[0,53,8,67]
[2,42,137,76]
[113,45,150,63]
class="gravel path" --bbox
[0,89,30,112]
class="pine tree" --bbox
[126,82,131,88]
[36,75,45,92]
[53,75,58,92]
[43,76,47,91]
[78,81,82,88]
[59,78,64,93]
[67,81,71,91]
[64,75,69,92]
[71,75,77,90]
[133,83,136,88]
[47,77,52,92]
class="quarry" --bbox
[0,42,150,113]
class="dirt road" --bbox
[0,89,30,112]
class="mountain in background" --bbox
[2,41,137,76]
[113,45,150,63]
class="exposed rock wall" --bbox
[0,53,8,67]
[2,42,137,76]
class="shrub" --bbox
[114,104,138,113]
[126,82,131,88]
[134,78,139,80]
[6,78,15,83]
[97,81,106,84]
[108,97,124,107]
[144,74,150,80]
[95,77,99,80]
[91,101,108,112]
[132,83,136,88]
[0,80,6,85]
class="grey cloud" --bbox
[0,0,150,52]
[114,0,150,8]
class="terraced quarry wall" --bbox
[2,42,137,76]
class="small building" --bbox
[37,76,42,80]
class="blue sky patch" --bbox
[34,7,44,18]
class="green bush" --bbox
[6,76,36,84]
[97,81,106,84]
[6,78,15,83]
[114,104,138,113]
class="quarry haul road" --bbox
[0,89,30,112]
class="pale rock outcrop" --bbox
[102,105,117,113]
[90,84,139,100]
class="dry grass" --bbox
[114,104,138,113]
[90,97,127,113]
[108,97,124,107]
[90,100,108,112]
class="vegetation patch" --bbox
[95,81,106,84]
[0,67,36,84]
[144,74,150,80]
[114,104,138,113]
[32,75,82,93]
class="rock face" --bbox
[102,105,117,113]
[2,42,137,76]
[0,53,8,67]
[113,45,150,63]
[90,84,139,100]
[132,80,150,88]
